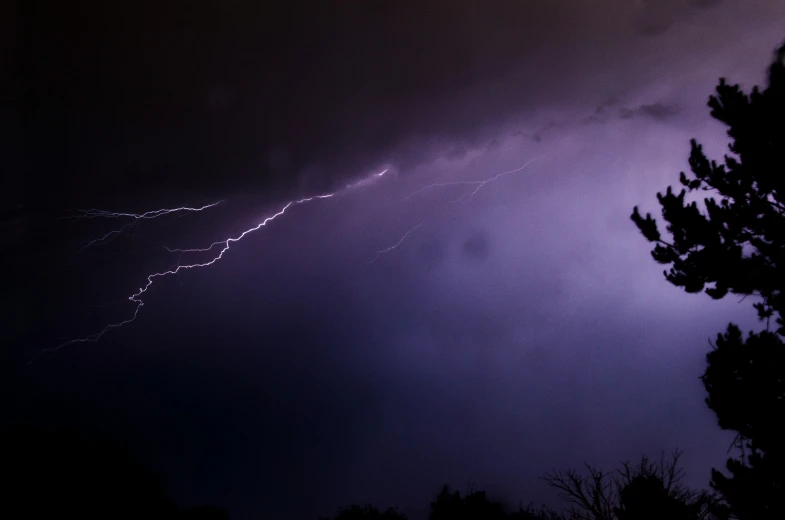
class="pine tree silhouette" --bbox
[631,40,785,518]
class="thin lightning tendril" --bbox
[371,222,424,263]
[46,159,536,359]
[403,156,538,202]
[372,157,538,261]
[74,202,224,251]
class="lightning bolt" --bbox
[403,156,538,202]
[44,157,538,361]
[41,171,388,360]
[371,222,424,263]
[164,194,334,256]
[73,202,223,251]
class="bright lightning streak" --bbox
[403,156,539,202]
[371,222,423,263]
[164,194,334,255]
[45,157,538,360]
[74,202,223,251]
[345,168,389,190]
[43,170,390,359]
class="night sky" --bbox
[5,1,785,519]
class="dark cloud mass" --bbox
[585,99,681,125]
[6,1,785,520]
[619,102,681,121]
[18,0,701,206]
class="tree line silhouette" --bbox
[5,37,783,520]
[323,450,729,520]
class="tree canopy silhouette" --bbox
[429,485,509,520]
[324,456,723,520]
[427,485,566,520]
[542,451,725,520]
[631,40,785,518]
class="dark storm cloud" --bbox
[584,99,680,125]
[21,0,652,206]
[19,0,776,214]
[582,97,623,125]
[620,102,681,121]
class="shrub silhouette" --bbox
[429,485,508,520]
